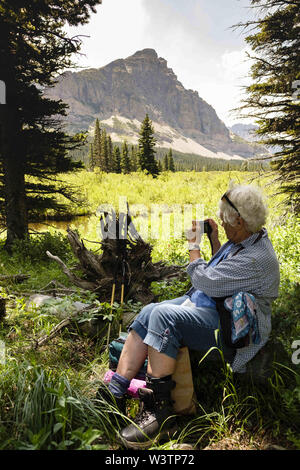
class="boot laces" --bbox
[135,397,171,426]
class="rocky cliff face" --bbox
[46,49,264,159]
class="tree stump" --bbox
[47,209,185,305]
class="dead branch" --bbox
[0,274,30,283]
[46,250,97,291]
[34,317,71,348]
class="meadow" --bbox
[0,170,299,450]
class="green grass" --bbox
[0,171,299,450]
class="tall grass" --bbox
[0,171,299,450]
[0,359,119,450]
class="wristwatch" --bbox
[188,242,200,251]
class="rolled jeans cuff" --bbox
[143,329,179,359]
[129,319,180,359]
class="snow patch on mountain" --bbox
[92,115,244,161]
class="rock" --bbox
[76,316,106,339]
[27,294,55,308]
[28,294,87,317]
[45,49,261,159]
[27,294,106,339]
[169,443,195,450]
[263,444,287,451]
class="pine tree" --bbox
[163,153,169,171]
[121,140,131,174]
[168,149,175,172]
[235,0,300,212]
[0,1,101,247]
[93,118,102,169]
[138,114,159,177]
[112,146,121,174]
[88,143,95,171]
[107,135,113,172]
[130,145,138,171]
[101,129,109,172]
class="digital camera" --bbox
[203,221,212,236]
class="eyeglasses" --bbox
[221,193,240,217]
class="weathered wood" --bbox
[67,229,107,278]
[34,317,71,348]
[0,274,30,282]
[46,250,97,291]
[46,211,185,303]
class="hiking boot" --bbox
[118,375,178,450]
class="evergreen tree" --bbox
[138,114,159,177]
[0,0,101,247]
[168,149,175,172]
[88,143,95,171]
[163,153,169,171]
[130,145,138,171]
[112,146,121,174]
[157,160,163,172]
[107,135,113,172]
[235,0,300,212]
[101,129,109,172]
[93,118,102,169]
[121,141,131,173]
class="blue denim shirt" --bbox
[186,229,280,373]
[188,242,234,308]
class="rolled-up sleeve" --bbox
[186,254,262,298]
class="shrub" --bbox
[10,232,73,264]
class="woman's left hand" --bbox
[185,220,203,244]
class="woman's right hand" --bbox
[205,218,218,239]
[205,218,221,254]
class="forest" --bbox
[0,0,299,454]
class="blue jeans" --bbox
[129,295,222,360]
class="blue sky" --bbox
[65,0,257,126]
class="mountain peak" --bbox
[45,49,263,159]
[129,48,158,60]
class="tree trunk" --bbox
[0,23,28,249]
[1,108,28,249]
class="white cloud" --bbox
[64,0,255,126]
[221,48,251,81]
[65,0,148,69]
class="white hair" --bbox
[217,184,268,233]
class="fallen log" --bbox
[34,317,71,348]
[0,274,30,283]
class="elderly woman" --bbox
[104,184,280,449]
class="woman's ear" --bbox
[236,216,243,228]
